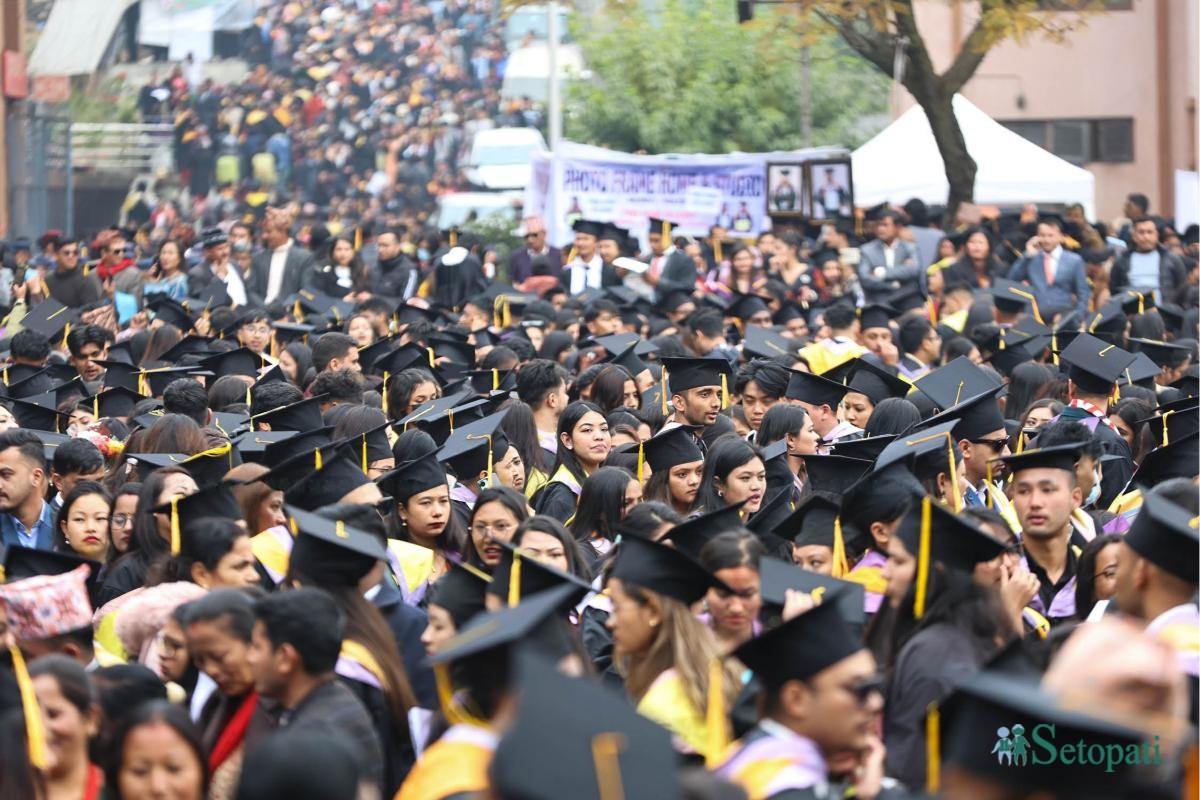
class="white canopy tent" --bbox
[852,95,1096,218]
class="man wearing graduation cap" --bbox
[562,220,609,294]
[659,356,734,438]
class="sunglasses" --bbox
[970,436,1010,451]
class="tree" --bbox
[805,0,1103,225]
[564,0,889,155]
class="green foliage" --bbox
[68,76,140,124]
[564,0,888,154]
[464,212,524,280]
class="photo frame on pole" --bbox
[807,158,855,222]
[765,161,807,218]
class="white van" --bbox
[434,191,523,230]
[464,127,548,191]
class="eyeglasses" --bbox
[241,325,272,335]
[470,522,514,538]
[112,513,133,528]
[970,437,1010,451]
[108,247,125,254]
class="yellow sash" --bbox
[734,757,798,800]
[93,611,130,666]
[843,566,888,595]
[395,737,493,800]
[340,639,387,688]
[251,531,291,578]
[636,671,710,756]
[387,539,436,594]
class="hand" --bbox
[1025,237,1040,256]
[853,734,887,800]
[782,588,816,621]
[102,277,115,300]
[877,340,900,366]
[193,316,211,337]
[999,563,1040,632]
[127,310,150,330]
[11,281,26,303]
[798,286,817,303]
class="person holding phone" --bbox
[142,239,190,302]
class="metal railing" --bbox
[70,122,175,172]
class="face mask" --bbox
[417,248,430,261]
[1084,469,1102,507]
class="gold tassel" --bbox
[831,516,848,578]
[434,663,463,725]
[169,495,182,555]
[705,658,729,769]
[913,497,932,619]
[566,247,577,264]
[1051,333,1059,366]
[720,373,729,410]
[1109,383,1121,405]
[381,372,390,417]
[426,347,436,368]
[508,551,522,608]
[10,645,47,769]
[491,369,499,392]
[985,460,995,510]
[354,226,363,252]
[361,436,369,475]
[138,371,149,397]
[953,380,964,407]
[270,331,279,359]
[1161,410,1172,447]
[660,369,669,416]
[947,437,963,512]
[662,221,671,245]
[93,395,100,418]
[927,297,938,326]
[61,322,71,350]
[449,229,458,248]
[314,447,323,471]
[926,703,941,794]
[2,367,6,386]
[636,442,645,483]
[714,239,723,264]
[591,733,628,800]
[335,520,348,539]
[293,299,303,320]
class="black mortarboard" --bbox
[1115,288,1155,316]
[283,446,374,511]
[49,378,88,407]
[1127,336,1191,369]
[291,290,355,323]
[758,557,865,632]
[773,302,806,325]
[492,651,680,800]
[571,219,605,238]
[843,358,910,405]
[988,278,1035,316]
[438,410,510,481]
[200,348,268,380]
[641,425,704,473]
[1157,303,1185,334]
[94,360,142,394]
[371,342,429,378]
[251,394,328,432]
[270,321,314,346]
[886,284,928,313]
[395,303,440,326]
[4,365,77,399]
[658,502,747,560]
[20,299,79,343]
[1172,364,1199,397]
[393,390,474,439]
[609,534,728,604]
[646,217,678,237]
[1059,333,1136,394]
[1,544,100,586]
[429,334,476,368]
[828,433,895,462]
[660,290,695,314]
[286,505,385,587]
[801,454,872,495]
[1136,399,1200,448]
[257,428,333,469]
[914,356,1003,411]
[356,336,399,373]
[784,369,849,408]
[151,481,243,555]
[742,327,795,360]
[1131,432,1198,487]
[937,671,1143,797]
[993,442,1083,476]
[339,421,393,473]
[376,452,447,504]
[232,430,298,464]
[592,332,658,358]
[661,356,734,394]
[1116,351,1162,389]
[88,386,147,419]
[1085,300,1128,339]
[145,296,196,331]
[1,362,54,389]
[732,599,862,686]
[487,539,592,607]
[158,336,217,362]
[857,303,897,331]
[1125,490,1198,583]
[147,368,214,399]
[425,561,490,629]
[774,492,841,548]
[601,343,648,381]
[188,281,232,313]
[182,444,240,488]
[874,419,959,476]
[466,368,517,396]
[726,293,770,322]
[7,394,68,431]
[986,333,1047,376]
[918,385,1007,440]
[28,429,70,461]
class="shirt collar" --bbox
[273,239,293,255]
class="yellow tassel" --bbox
[288,515,299,536]
[591,733,628,800]
[361,436,369,475]
[61,322,71,350]
[426,347,436,368]
[2,367,6,386]
[926,702,941,794]
[449,229,458,248]
[170,495,182,555]
[433,663,463,725]
[720,373,729,410]
[566,247,577,264]
[293,299,303,320]
[636,442,645,483]
[831,516,848,578]
[138,371,149,397]
[927,297,938,326]
[947,437,962,512]
[661,369,669,416]
[466,433,493,488]
[354,226,363,252]
[998,332,1006,351]
[10,645,47,769]
[1161,410,1172,447]
[508,551,522,608]
[705,658,729,769]
[1109,383,1120,405]
[913,497,932,619]
[953,380,964,407]
[985,460,995,510]
[381,372,390,417]
[662,221,671,245]
[492,369,499,392]
[270,330,279,359]
[93,395,100,418]
[314,447,323,471]
[1051,333,1059,366]
[1016,431,1025,454]
[1135,292,1144,315]
[335,520,348,539]
[714,239,723,264]
[493,295,505,330]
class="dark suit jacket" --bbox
[508,246,563,284]
[247,244,317,306]
[857,238,923,302]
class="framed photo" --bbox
[765,161,806,217]
[807,159,854,222]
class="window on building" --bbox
[1001,118,1134,164]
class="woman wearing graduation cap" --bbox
[531,401,611,522]
[641,426,706,516]
[840,357,912,431]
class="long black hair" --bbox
[109,466,192,575]
[513,516,592,583]
[102,701,208,796]
[568,467,634,546]
[500,399,546,478]
[465,486,530,567]
[52,480,113,556]
[1074,533,1121,620]
[551,400,607,483]
[864,398,921,436]
[757,404,808,447]
[694,437,763,513]
[1004,362,1055,421]
[590,365,635,415]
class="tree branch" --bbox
[813,10,895,77]
[941,13,991,94]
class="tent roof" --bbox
[30,0,138,77]
[851,95,1095,216]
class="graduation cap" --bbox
[758,556,866,633]
[1085,300,1128,339]
[658,503,747,560]
[283,446,374,512]
[843,358,910,405]
[93,360,143,394]
[270,321,315,347]
[437,410,510,482]
[0,543,101,590]
[992,443,1083,478]
[27,429,70,462]
[784,369,849,408]
[1130,432,1198,487]
[4,365,76,399]
[732,599,863,687]
[1136,399,1200,448]
[874,419,961,496]
[914,356,1003,411]
[200,348,268,380]
[425,561,490,629]
[857,303,897,331]
[145,443,239,489]
[1127,336,1191,369]
[375,451,447,504]
[1,362,64,390]
[661,356,734,394]
[392,390,474,439]
[486,539,592,607]
[158,336,217,362]
[935,671,1143,798]
[145,296,196,331]
[7,395,68,432]
[828,433,895,462]
[742,327,794,360]
[609,534,728,604]
[466,368,517,396]
[429,334,476,368]
[894,492,1009,621]
[1172,364,1199,397]
[494,649,680,800]
[1116,352,1162,389]
[371,343,431,381]
[919,385,1007,441]
[356,336,399,374]
[86,386,147,419]
[802,454,872,495]
[1125,489,1198,583]
[660,290,695,315]
[286,505,386,587]
[188,281,232,313]
[251,394,328,432]
[647,217,678,238]
[291,290,355,323]
[395,304,440,326]
[776,492,841,548]
[884,284,927,314]
[592,332,658,359]
[150,481,243,556]
[1115,288,1155,316]
[986,334,1047,377]
[1157,303,1185,335]
[641,425,704,474]
[339,421,393,474]
[1059,333,1136,394]
[257,428,333,469]
[989,278,1036,317]
[572,219,606,238]
[20,299,79,345]
[600,344,648,382]
[232,430,298,464]
[726,293,770,323]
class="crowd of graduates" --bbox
[0,196,1194,800]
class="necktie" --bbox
[1043,252,1055,286]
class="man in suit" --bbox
[247,214,317,306]
[0,430,56,551]
[1008,216,1091,316]
[508,216,562,285]
[857,209,922,303]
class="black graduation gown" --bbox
[95,553,150,607]
[338,675,415,798]
[372,578,437,710]
[579,604,623,690]
[531,480,578,521]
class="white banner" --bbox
[525,141,847,250]
[1175,170,1199,235]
